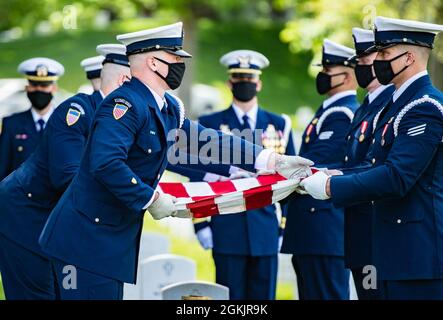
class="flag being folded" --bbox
[157,172,314,218]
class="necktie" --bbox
[37,119,45,134]
[241,114,251,130]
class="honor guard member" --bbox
[0,57,64,180]
[38,22,313,300]
[80,55,105,92]
[0,44,130,300]
[281,39,359,300]
[174,50,296,300]
[301,17,443,300]
[341,28,395,300]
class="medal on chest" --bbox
[380,117,394,146]
[359,121,369,143]
[305,117,318,144]
[262,124,286,154]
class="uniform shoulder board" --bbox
[316,106,354,135]
[393,95,443,137]
[168,93,185,129]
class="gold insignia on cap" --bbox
[36,64,48,77]
[238,56,251,69]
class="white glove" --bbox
[270,154,314,180]
[172,209,192,218]
[294,186,309,195]
[196,226,213,250]
[299,171,331,200]
[220,170,256,181]
[147,193,178,220]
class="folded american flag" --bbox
[157,171,315,218]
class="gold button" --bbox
[372,158,376,164]
[347,135,351,140]
[310,207,315,213]
[27,193,32,198]
[148,149,152,154]
[18,146,24,152]
[344,156,348,162]
[397,219,401,224]
[131,177,137,185]
[95,218,100,223]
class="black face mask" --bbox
[231,81,257,102]
[354,64,376,88]
[154,57,186,90]
[316,72,346,95]
[373,51,410,85]
[27,91,53,110]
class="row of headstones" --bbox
[123,232,229,300]
[124,232,356,300]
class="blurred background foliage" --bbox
[1,0,442,115]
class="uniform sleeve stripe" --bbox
[394,95,443,137]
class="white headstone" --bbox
[139,232,170,261]
[161,281,229,300]
[139,254,196,300]
[123,232,171,300]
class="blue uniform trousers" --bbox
[291,255,350,300]
[0,233,58,300]
[351,267,385,300]
[52,258,123,300]
[212,253,277,300]
[380,279,443,300]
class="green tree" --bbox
[280,0,443,88]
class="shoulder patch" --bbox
[70,102,85,115]
[66,108,81,126]
[113,103,129,120]
[394,95,443,137]
[113,98,132,108]
[316,106,354,135]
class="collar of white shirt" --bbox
[143,82,166,110]
[322,90,357,109]
[392,70,428,102]
[99,90,105,99]
[232,103,258,130]
[367,84,393,104]
[31,106,53,130]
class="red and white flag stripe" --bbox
[157,170,317,218]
